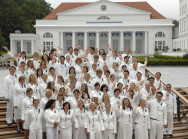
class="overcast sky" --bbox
[45,0,179,20]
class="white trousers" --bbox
[102,129,115,139]
[164,112,173,134]
[117,124,132,139]
[150,120,163,139]
[74,127,87,139]
[6,96,14,123]
[29,129,42,139]
[90,130,102,139]
[46,127,58,139]
[59,127,72,139]
[135,124,148,139]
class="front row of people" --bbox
[23,87,167,139]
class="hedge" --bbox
[154,53,183,60]
[139,59,188,66]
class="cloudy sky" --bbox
[45,0,179,20]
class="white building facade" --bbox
[10,0,173,55]
[173,0,188,51]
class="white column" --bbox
[96,31,99,49]
[21,40,23,52]
[132,31,136,54]
[72,32,75,48]
[145,31,148,54]
[84,32,87,50]
[108,31,111,46]
[10,40,13,54]
[120,31,124,51]
[31,40,34,54]
[62,32,64,48]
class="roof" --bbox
[43,2,166,20]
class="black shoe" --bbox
[7,123,12,126]
[169,134,173,137]
[17,129,21,134]
[164,134,167,137]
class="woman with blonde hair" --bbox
[85,102,104,139]
[55,92,64,111]
[26,60,36,77]
[40,60,48,75]
[99,93,111,112]
[28,74,40,99]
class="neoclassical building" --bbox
[10,0,173,55]
[173,0,188,51]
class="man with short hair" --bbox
[147,92,167,139]
[5,66,18,125]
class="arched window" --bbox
[155,32,165,37]
[43,32,53,38]
[97,16,110,20]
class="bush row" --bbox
[154,53,183,60]
[139,59,188,66]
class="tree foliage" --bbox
[173,20,179,28]
[0,0,53,50]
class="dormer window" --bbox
[97,16,110,20]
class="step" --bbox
[0,106,7,112]
[0,130,23,136]
[0,112,6,118]
[0,124,17,131]
[0,101,7,106]
[0,118,6,125]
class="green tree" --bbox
[173,20,179,28]
[0,0,53,51]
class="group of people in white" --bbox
[3,44,177,139]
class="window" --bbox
[66,40,72,48]
[97,16,110,20]
[17,42,21,54]
[43,32,53,38]
[155,32,165,37]
[155,41,165,51]
[112,39,119,50]
[27,42,31,54]
[78,40,84,50]
[89,40,95,48]
[43,41,53,52]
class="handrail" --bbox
[145,67,188,106]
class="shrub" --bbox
[154,53,183,60]
[177,48,181,51]
[173,49,177,51]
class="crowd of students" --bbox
[3,45,177,139]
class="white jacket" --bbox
[44,108,60,128]
[27,83,40,99]
[134,106,150,129]
[39,81,47,98]
[118,107,135,125]
[59,109,79,129]
[75,108,87,127]
[85,110,105,132]
[14,83,27,107]
[65,96,79,110]
[54,62,67,77]
[4,74,18,99]
[102,111,117,133]
[28,107,43,129]
[147,99,167,125]
[90,90,103,102]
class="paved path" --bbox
[0,67,188,97]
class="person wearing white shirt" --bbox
[154,72,164,91]
[85,102,105,139]
[65,89,80,110]
[65,47,74,63]
[54,56,67,77]
[58,102,79,139]
[16,61,27,79]
[82,73,94,91]
[131,57,147,71]
[162,84,177,137]
[74,100,88,139]
[87,47,95,63]
[36,68,43,85]
[33,52,41,70]
[26,60,36,78]
[65,55,73,68]
[108,74,116,96]
[4,66,18,126]
[44,99,60,139]
[119,70,133,90]
[109,63,120,81]
[108,50,121,69]
[55,92,64,111]
[135,72,145,91]
[14,76,27,132]
[93,69,108,86]
[40,61,49,75]
[55,75,64,91]
[28,99,43,139]
[27,74,40,99]
[147,86,157,102]
[90,83,104,103]
[88,64,97,80]
[129,63,143,80]
[39,74,48,98]
[74,57,83,76]
[147,92,167,139]
[119,56,132,72]
[46,81,58,100]
[140,82,151,100]
[21,88,36,138]
[90,55,103,70]
[40,89,52,136]
[48,67,57,83]
[82,91,91,110]
[99,53,110,69]
[121,49,132,64]
[117,98,135,139]
[134,99,150,139]
[102,103,117,139]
